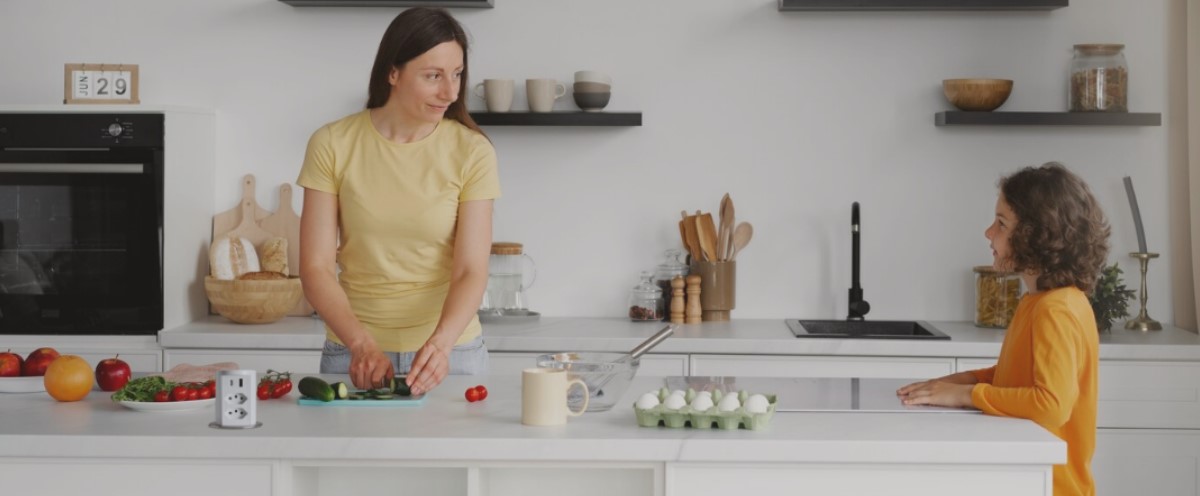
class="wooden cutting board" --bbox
[259,183,313,316]
[211,174,269,243]
[297,395,427,407]
[223,195,277,251]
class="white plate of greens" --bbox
[111,376,212,412]
[119,398,214,412]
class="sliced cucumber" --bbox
[393,375,412,396]
[330,382,349,400]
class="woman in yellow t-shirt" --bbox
[297,8,499,395]
[897,162,1109,496]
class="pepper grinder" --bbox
[685,274,702,324]
[670,276,685,324]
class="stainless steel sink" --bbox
[785,319,950,340]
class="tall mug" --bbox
[690,260,736,322]
[522,368,588,426]
[526,79,566,113]
[473,79,514,112]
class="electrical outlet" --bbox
[214,369,258,428]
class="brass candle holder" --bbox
[1125,252,1163,331]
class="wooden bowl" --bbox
[942,79,1013,111]
[205,276,303,324]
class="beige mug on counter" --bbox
[474,79,514,112]
[525,78,566,113]
[521,368,588,426]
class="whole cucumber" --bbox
[299,376,335,402]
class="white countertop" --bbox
[0,375,1063,465]
[160,316,1200,360]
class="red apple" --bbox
[22,347,60,376]
[94,355,131,392]
[0,350,22,377]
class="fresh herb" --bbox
[110,376,175,402]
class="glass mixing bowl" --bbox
[536,352,640,412]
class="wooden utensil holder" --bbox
[690,260,735,321]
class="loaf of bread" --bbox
[237,271,287,281]
[209,235,260,280]
[260,237,289,274]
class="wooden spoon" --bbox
[719,194,733,261]
[730,222,753,261]
[695,213,718,263]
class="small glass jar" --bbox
[629,271,664,322]
[974,266,1022,329]
[654,249,689,321]
[1069,44,1128,112]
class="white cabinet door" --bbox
[164,349,321,373]
[1094,429,1200,496]
[489,352,688,377]
[691,355,954,379]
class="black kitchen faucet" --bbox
[848,202,871,320]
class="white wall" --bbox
[1,0,1179,322]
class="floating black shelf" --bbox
[779,0,1066,10]
[278,0,492,7]
[935,111,1161,127]
[470,112,642,127]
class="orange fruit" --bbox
[44,355,94,402]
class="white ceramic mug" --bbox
[473,79,514,113]
[525,79,566,113]
[521,368,588,426]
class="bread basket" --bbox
[204,275,303,324]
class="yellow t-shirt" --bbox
[970,287,1099,496]
[296,110,500,352]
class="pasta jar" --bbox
[974,266,1022,329]
[1069,44,1128,112]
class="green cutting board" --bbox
[297,394,426,407]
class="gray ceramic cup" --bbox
[526,79,566,112]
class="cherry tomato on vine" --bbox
[465,387,481,402]
[258,383,274,400]
[474,385,488,401]
[154,390,170,402]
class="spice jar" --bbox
[629,271,664,322]
[654,249,689,321]
[1069,44,1128,112]
[974,266,1022,329]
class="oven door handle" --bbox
[0,163,144,174]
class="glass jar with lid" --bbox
[974,266,1023,328]
[1069,44,1128,112]
[654,249,689,321]
[629,271,664,322]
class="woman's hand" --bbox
[896,380,975,409]
[348,342,394,390]
[407,337,453,395]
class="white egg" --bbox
[669,389,685,398]
[690,395,715,411]
[745,394,770,414]
[636,393,661,409]
[663,394,688,410]
[717,394,741,412]
[697,391,713,398]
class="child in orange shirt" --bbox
[897,162,1109,496]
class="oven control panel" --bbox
[0,113,164,148]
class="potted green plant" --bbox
[1089,262,1135,331]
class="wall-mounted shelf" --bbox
[277,0,492,7]
[470,112,642,127]
[935,111,1161,126]
[779,0,1066,10]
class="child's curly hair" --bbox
[1000,162,1111,293]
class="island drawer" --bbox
[691,355,955,379]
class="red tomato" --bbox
[272,379,292,398]
[203,381,216,398]
[474,385,488,401]
[197,385,214,399]
[171,385,190,402]
[154,390,170,402]
[465,387,481,402]
[257,383,273,400]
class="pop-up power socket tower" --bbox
[210,370,262,429]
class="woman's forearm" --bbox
[301,265,375,351]
[940,371,981,385]
[430,267,488,345]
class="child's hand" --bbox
[897,380,974,409]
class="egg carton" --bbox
[632,388,777,431]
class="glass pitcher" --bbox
[482,242,537,313]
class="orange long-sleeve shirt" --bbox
[969,286,1099,496]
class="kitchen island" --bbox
[0,375,1062,496]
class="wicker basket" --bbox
[204,276,303,324]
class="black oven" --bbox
[0,113,164,334]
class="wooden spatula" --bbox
[681,212,701,262]
[718,193,733,261]
[695,213,718,262]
